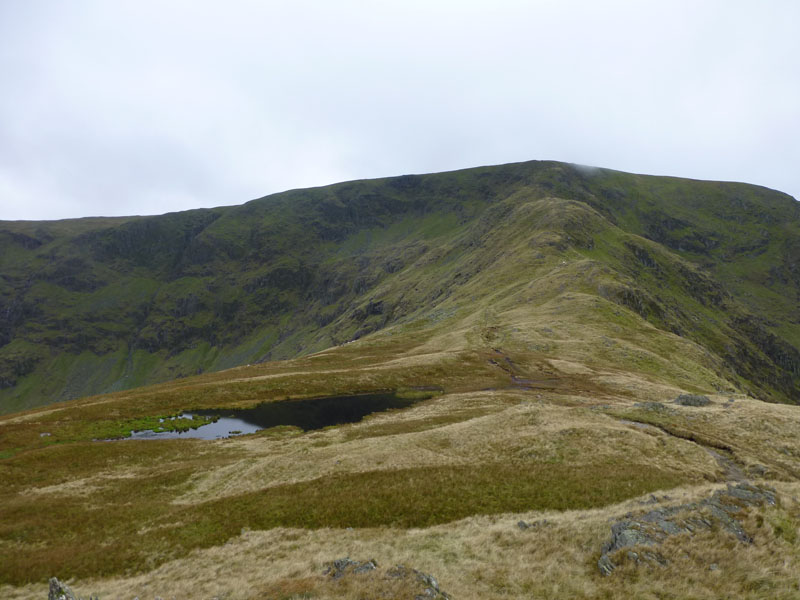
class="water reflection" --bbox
[128,391,430,440]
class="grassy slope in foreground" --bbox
[1,160,799,413]
[2,312,800,598]
[1,161,800,598]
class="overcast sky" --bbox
[1,1,798,221]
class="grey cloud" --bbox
[1,0,798,221]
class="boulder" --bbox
[674,393,711,407]
[323,557,378,579]
[48,579,77,600]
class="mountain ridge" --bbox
[3,160,800,598]
[1,160,798,413]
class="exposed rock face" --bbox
[47,578,97,600]
[598,483,777,575]
[48,579,77,600]
[323,558,451,599]
[323,557,378,579]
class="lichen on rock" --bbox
[598,482,777,575]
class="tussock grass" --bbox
[181,459,686,531]
[0,456,686,585]
[2,220,800,597]
[5,484,799,599]
[1,387,708,586]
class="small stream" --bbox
[128,391,431,440]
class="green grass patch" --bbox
[38,414,219,443]
[0,458,688,585]
[767,509,799,545]
[0,448,20,460]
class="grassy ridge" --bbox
[1,161,799,411]
[0,392,692,585]
[1,162,800,599]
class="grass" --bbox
[1,160,800,598]
[6,482,800,599]
[2,160,799,412]
[0,375,713,587]
[2,378,800,596]
[75,413,218,439]
[0,455,688,584]
[190,460,685,527]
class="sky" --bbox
[1,0,798,221]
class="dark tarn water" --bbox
[128,391,430,440]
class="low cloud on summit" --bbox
[1,0,798,220]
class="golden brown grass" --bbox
[4,481,799,600]
[1,386,708,585]
[2,285,800,597]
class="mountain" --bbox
[1,160,798,414]
[1,161,800,599]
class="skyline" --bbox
[2,0,799,220]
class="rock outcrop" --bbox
[47,578,98,600]
[598,482,777,575]
[674,393,711,407]
[323,557,451,599]
[323,557,378,579]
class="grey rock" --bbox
[633,401,674,413]
[708,505,752,543]
[608,522,656,549]
[597,555,616,575]
[47,579,98,600]
[598,483,776,575]
[658,520,683,535]
[323,557,377,579]
[387,564,452,599]
[723,482,776,506]
[674,394,711,407]
[326,559,451,599]
[48,578,77,600]
[353,560,378,575]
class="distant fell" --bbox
[1,160,798,412]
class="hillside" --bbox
[1,161,799,414]
[1,161,800,599]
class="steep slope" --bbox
[1,161,798,413]
[1,161,800,599]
